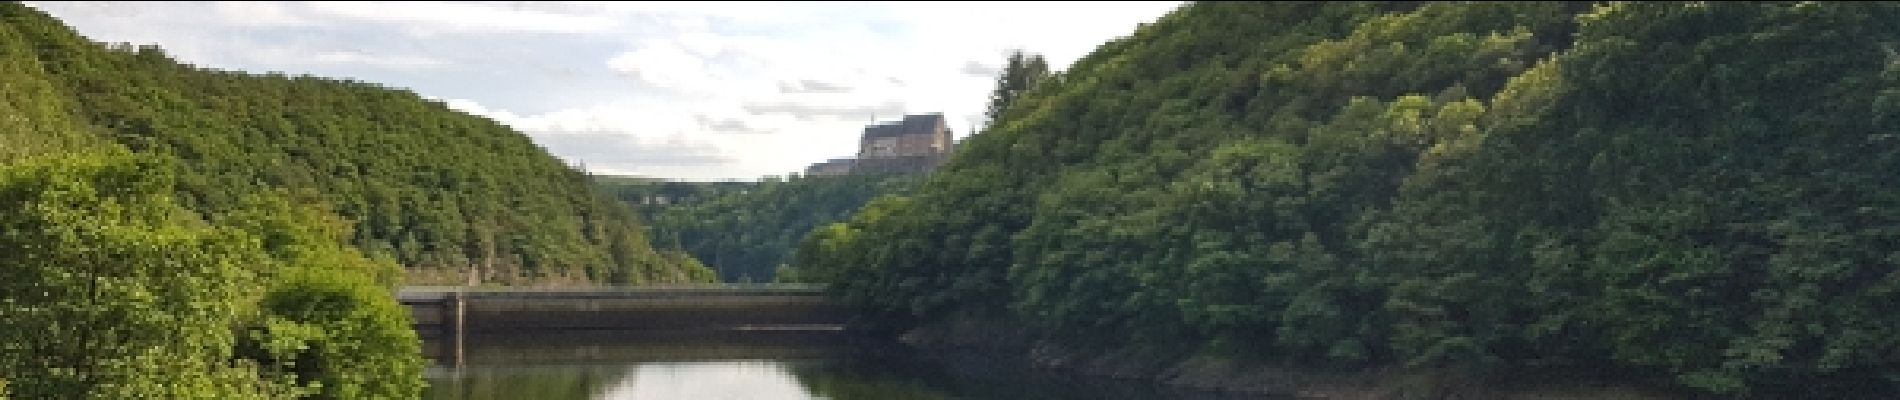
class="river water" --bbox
[421,329,1277,400]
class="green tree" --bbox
[984,50,1052,125]
[222,192,422,399]
[0,155,275,398]
[0,155,428,399]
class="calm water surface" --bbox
[422,330,1276,400]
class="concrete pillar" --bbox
[447,290,465,368]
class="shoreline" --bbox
[890,317,1682,400]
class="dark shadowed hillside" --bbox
[599,174,917,283]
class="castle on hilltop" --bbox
[804,113,956,176]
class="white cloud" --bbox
[303,1,619,35]
[741,100,907,122]
[214,2,322,27]
[309,50,449,70]
[606,41,717,94]
[237,46,451,71]
[445,96,866,180]
[467,100,661,135]
[441,98,528,126]
[959,60,1000,77]
[777,79,854,94]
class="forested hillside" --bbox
[793,2,1900,397]
[0,2,699,397]
[2,3,711,286]
[603,174,917,283]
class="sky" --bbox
[25,1,1183,181]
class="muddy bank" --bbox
[893,317,1681,400]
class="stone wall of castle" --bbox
[805,113,955,177]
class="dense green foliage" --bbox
[223,193,423,399]
[795,1,1900,397]
[2,3,711,286]
[604,174,917,283]
[0,155,272,398]
[0,154,422,398]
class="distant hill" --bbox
[594,176,756,207]
[593,173,914,283]
[589,174,666,186]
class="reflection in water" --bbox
[423,330,1276,400]
[426,364,635,400]
[786,357,959,400]
[601,362,810,400]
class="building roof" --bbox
[862,113,945,139]
[899,113,944,136]
[863,123,904,139]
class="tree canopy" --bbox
[986,50,1052,125]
